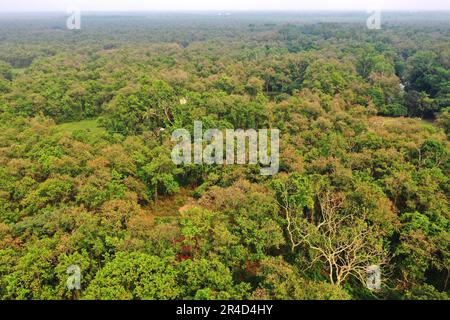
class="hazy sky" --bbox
[0,0,449,12]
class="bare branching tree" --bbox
[281,190,388,287]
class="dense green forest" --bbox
[0,12,449,300]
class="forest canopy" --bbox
[0,12,449,300]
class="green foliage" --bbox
[0,13,449,301]
[102,80,177,135]
[255,257,351,300]
[270,173,314,215]
[404,284,449,300]
[0,60,12,81]
[437,108,450,138]
[405,51,450,117]
[177,258,251,300]
[84,252,180,300]
[139,146,182,200]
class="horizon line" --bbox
[1,9,450,14]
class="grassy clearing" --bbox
[11,68,26,77]
[56,119,106,135]
[369,116,438,132]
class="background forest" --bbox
[0,12,449,300]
